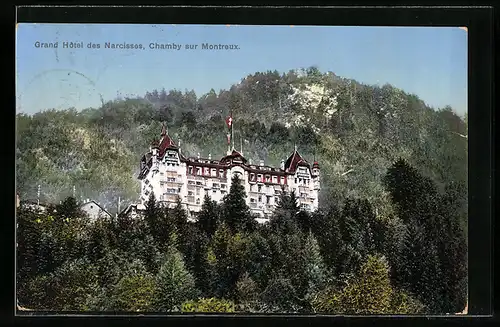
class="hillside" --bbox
[15,67,467,219]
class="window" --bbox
[250,173,255,180]
[196,198,200,205]
[250,185,254,192]
[212,169,217,176]
[265,175,270,182]
[266,196,270,204]
[213,190,217,193]
[188,191,194,196]
[275,196,279,203]
[167,188,177,194]
[295,178,298,184]
[213,183,219,188]
[221,184,226,189]
[188,166,193,174]
[258,196,262,202]
[250,198,255,203]
[281,176,285,183]
[145,179,150,185]
[196,188,200,195]
[167,177,175,182]
[258,185,262,192]
[219,169,224,176]
[196,167,201,175]
[272,176,277,183]
[160,172,164,177]
[257,174,262,180]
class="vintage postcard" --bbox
[15,23,468,315]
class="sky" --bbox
[16,24,467,116]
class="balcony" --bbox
[187,175,204,181]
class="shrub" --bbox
[181,298,236,313]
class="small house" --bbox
[79,199,112,221]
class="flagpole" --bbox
[231,108,235,150]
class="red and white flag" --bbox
[227,133,231,145]
[225,116,233,129]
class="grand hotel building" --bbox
[138,124,320,222]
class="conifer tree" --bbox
[171,197,188,232]
[301,232,327,301]
[144,192,161,238]
[270,189,300,234]
[197,193,219,238]
[222,174,254,234]
[436,186,468,313]
[398,221,442,312]
[55,196,83,220]
[153,249,200,312]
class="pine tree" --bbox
[222,174,254,234]
[55,196,84,220]
[340,254,394,314]
[171,197,188,232]
[311,206,344,275]
[153,249,200,312]
[398,221,442,313]
[196,193,219,238]
[270,189,300,234]
[144,192,161,239]
[437,187,468,313]
[302,232,327,301]
[260,277,300,313]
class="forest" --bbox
[16,67,468,314]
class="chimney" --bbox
[197,153,200,159]
[249,159,252,165]
[16,193,20,208]
[259,159,264,167]
[281,159,285,170]
[208,153,212,160]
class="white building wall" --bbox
[80,201,111,221]
[139,152,320,221]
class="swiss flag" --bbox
[225,116,233,129]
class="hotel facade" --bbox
[138,124,320,222]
